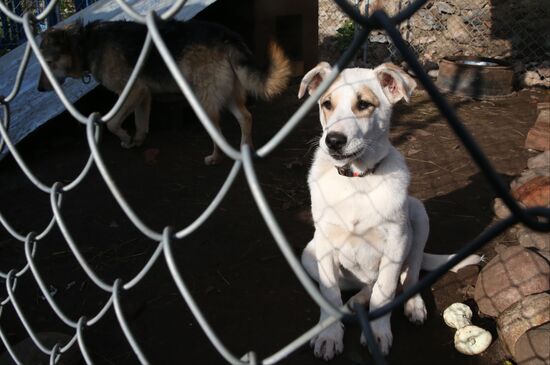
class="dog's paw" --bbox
[404,294,427,325]
[121,140,136,149]
[363,318,392,355]
[346,289,371,310]
[204,154,223,165]
[310,322,344,361]
[132,138,145,147]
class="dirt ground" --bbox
[0,78,548,365]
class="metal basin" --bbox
[436,56,514,99]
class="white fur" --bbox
[299,63,481,360]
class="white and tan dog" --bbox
[299,62,480,360]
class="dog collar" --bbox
[336,160,382,177]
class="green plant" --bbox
[335,19,355,51]
[59,0,76,20]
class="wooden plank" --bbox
[0,0,216,160]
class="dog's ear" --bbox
[374,63,417,104]
[298,62,332,99]
[64,18,83,29]
[64,18,84,37]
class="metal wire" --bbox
[355,303,386,365]
[319,0,549,85]
[113,279,151,365]
[0,0,549,364]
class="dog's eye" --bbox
[357,100,372,110]
[321,100,332,110]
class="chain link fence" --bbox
[0,0,549,364]
[0,0,96,54]
[319,0,550,87]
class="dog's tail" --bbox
[231,42,291,100]
[421,253,482,273]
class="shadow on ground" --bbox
[0,80,545,364]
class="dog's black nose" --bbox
[325,132,347,151]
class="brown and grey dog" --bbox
[37,19,291,165]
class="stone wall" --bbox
[318,0,350,61]
[318,0,550,87]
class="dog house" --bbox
[195,0,319,76]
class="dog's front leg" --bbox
[133,89,152,147]
[107,86,147,148]
[366,222,409,355]
[310,229,345,361]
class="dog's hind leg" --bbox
[133,89,151,147]
[301,239,319,281]
[203,110,224,165]
[228,86,253,147]
[107,112,133,148]
[401,197,429,324]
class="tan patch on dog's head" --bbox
[38,29,74,90]
[40,28,72,59]
[37,20,89,91]
[318,75,344,121]
[38,26,85,90]
[318,78,379,121]
[352,85,379,117]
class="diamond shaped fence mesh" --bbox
[0,0,549,364]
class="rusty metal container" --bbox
[436,56,514,99]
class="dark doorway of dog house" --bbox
[195,0,319,76]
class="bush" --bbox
[336,20,355,51]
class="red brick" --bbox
[535,109,550,129]
[474,246,550,317]
[497,293,550,358]
[514,323,550,364]
[512,176,550,207]
[525,127,550,151]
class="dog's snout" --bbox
[325,132,347,151]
